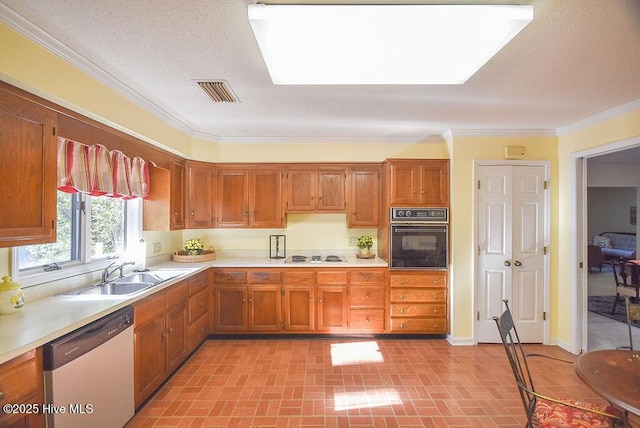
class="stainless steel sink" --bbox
[59,269,188,296]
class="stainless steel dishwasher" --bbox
[43,306,135,428]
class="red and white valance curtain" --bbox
[57,137,150,199]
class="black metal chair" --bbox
[493,299,625,427]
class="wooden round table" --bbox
[574,349,640,415]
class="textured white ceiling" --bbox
[1,0,640,143]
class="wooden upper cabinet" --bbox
[286,168,346,212]
[388,159,449,207]
[348,167,380,227]
[144,160,185,231]
[0,85,57,247]
[217,167,283,228]
[250,169,283,227]
[186,161,215,229]
[170,161,186,229]
[217,168,249,227]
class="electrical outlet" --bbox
[152,242,161,254]
[348,237,359,247]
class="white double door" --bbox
[476,163,548,343]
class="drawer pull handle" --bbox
[227,276,232,280]
[433,309,439,314]
[318,299,323,303]
[433,280,439,284]
[400,279,405,285]
[365,293,370,299]
[400,323,405,329]
[0,391,4,400]
[400,309,405,314]
[248,298,253,303]
[365,317,370,323]
[168,327,173,333]
[433,294,439,299]
[365,275,369,281]
[199,302,204,307]
[400,294,405,300]
[433,324,439,328]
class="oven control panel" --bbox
[391,207,448,222]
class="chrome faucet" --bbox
[102,261,135,283]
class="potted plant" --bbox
[357,235,374,256]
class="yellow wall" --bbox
[446,134,558,342]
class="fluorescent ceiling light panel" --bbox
[248,4,533,85]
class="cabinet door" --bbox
[317,169,346,211]
[317,286,348,332]
[214,286,247,331]
[248,286,282,331]
[419,161,449,206]
[186,161,215,228]
[389,162,420,205]
[348,168,380,227]
[165,302,188,374]
[0,88,57,247]
[134,316,165,406]
[217,169,249,227]
[170,161,186,229]
[286,169,316,211]
[250,169,283,227]
[283,286,315,331]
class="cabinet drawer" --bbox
[189,289,209,323]
[391,303,446,317]
[135,292,166,326]
[317,270,348,284]
[214,270,247,284]
[350,286,385,307]
[349,309,385,332]
[283,271,315,285]
[248,271,282,284]
[390,288,446,303]
[390,273,446,288]
[189,313,209,351]
[0,349,38,405]
[350,270,386,284]
[189,272,208,295]
[390,318,447,333]
[166,281,189,307]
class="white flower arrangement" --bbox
[357,235,373,250]
[184,238,205,255]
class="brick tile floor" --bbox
[126,339,610,427]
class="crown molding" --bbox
[557,98,640,136]
[441,128,557,140]
[207,134,444,144]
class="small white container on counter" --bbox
[0,276,25,314]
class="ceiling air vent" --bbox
[197,80,239,103]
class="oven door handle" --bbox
[392,227,447,233]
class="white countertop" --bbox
[0,255,387,364]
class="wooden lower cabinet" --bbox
[0,348,45,428]
[213,268,387,334]
[134,275,211,408]
[249,286,282,331]
[389,271,448,334]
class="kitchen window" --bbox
[12,190,142,287]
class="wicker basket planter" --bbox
[172,246,216,263]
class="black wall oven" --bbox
[390,208,448,270]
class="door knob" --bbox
[514,260,522,267]
[504,260,512,267]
